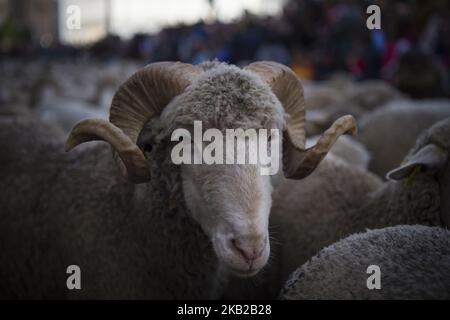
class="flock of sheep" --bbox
[0,58,449,299]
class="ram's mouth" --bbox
[226,266,262,278]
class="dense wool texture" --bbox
[0,61,287,299]
[358,99,450,177]
[271,156,382,282]
[280,225,450,299]
[271,118,450,285]
[0,118,219,298]
[160,61,285,135]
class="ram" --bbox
[0,61,355,299]
[280,225,450,299]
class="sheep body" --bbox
[359,99,450,177]
[272,118,450,283]
[280,225,450,299]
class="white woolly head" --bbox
[155,62,284,276]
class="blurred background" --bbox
[0,0,449,178]
[1,0,449,80]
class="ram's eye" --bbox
[142,143,153,153]
[267,134,272,143]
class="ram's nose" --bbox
[230,235,267,263]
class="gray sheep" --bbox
[304,79,404,136]
[0,61,355,299]
[358,99,450,177]
[307,135,371,169]
[271,117,450,283]
[280,225,450,299]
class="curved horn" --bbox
[246,61,357,179]
[283,115,357,179]
[65,61,201,183]
[65,119,150,183]
[109,61,200,144]
[245,61,307,149]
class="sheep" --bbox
[307,80,404,122]
[344,80,405,113]
[280,225,450,299]
[34,84,109,134]
[305,78,404,136]
[0,61,47,110]
[1,77,109,137]
[393,50,448,98]
[270,117,450,286]
[0,61,356,299]
[221,158,370,299]
[358,99,450,177]
[21,62,123,135]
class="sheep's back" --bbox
[280,225,450,299]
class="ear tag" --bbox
[405,165,421,187]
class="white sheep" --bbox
[0,61,356,299]
[1,59,135,136]
[280,225,450,299]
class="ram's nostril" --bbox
[231,239,249,260]
[231,238,264,261]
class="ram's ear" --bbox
[386,144,448,181]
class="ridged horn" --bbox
[245,61,306,149]
[65,118,150,183]
[65,62,201,183]
[283,115,357,179]
[246,61,357,179]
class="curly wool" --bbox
[280,225,450,299]
[160,60,286,135]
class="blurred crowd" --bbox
[1,0,449,97]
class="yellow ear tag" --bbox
[405,165,421,187]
